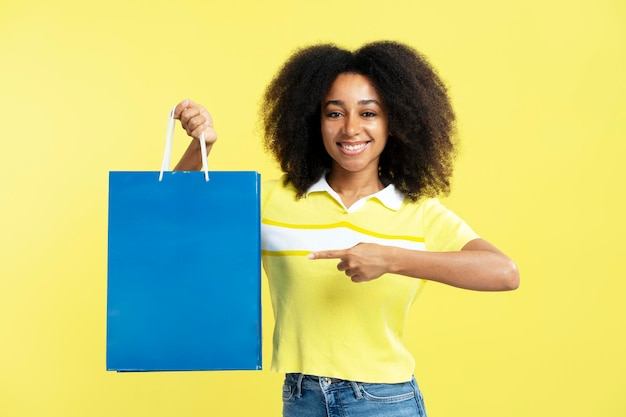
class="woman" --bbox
[173,40,519,417]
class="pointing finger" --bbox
[308,249,347,260]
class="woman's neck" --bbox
[326,169,384,208]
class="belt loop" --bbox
[350,381,362,400]
[295,373,304,398]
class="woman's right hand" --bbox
[173,99,218,146]
[173,99,218,171]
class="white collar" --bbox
[305,175,405,212]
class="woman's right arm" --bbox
[172,99,218,171]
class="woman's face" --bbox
[320,73,389,176]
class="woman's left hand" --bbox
[309,243,392,283]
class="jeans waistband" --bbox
[303,375,344,384]
[289,373,363,400]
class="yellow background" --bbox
[1,0,624,416]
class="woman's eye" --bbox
[362,111,376,117]
[327,111,342,118]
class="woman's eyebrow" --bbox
[323,99,381,108]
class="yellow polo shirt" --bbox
[261,175,478,383]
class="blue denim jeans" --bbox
[282,373,428,417]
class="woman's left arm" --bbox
[309,239,520,291]
[391,238,519,291]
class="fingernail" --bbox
[307,253,315,259]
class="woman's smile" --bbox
[337,141,371,153]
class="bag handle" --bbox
[159,107,210,182]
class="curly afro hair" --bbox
[261,40,457,201]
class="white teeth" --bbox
[340,142,367,151]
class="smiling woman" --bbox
[171,40,519,417]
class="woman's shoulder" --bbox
[402,195,442,210]
[262,174,289,194]
[261,174,298,210]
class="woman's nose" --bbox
[343,114,361,136]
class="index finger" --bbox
[173,98,195,119]
[308,249,347,260]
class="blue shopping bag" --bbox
[106,111,262,372]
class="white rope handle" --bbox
[159,107,209,182]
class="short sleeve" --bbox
[422,198,480,252]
